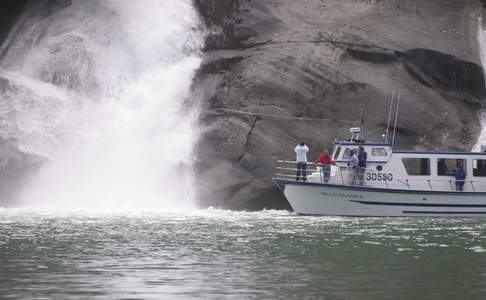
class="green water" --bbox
[1,208,485,299]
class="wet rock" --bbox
[0,137,44,206]
[0,1,29,49]
[0,77,9,93]
[0,75,51,206]
[347,46,486,104]
[194,0,252,50]
[402,49,486,105]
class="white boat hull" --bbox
[274,179,486,217]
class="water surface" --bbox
[1,208,486,299]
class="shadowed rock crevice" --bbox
[234,116,260,165]
[347,46,486,105]
[197,56,246,75]
[347,46,401,63]
[402,49,486,105]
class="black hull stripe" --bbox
[350,200,486,208]
[403,211,486,214]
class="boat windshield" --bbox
[342,148,358,159]
[371,147,388,156]
[333,147,341,160]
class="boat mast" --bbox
[391,90,401,147]
[385,90,395,142]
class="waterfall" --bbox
[0,0,203,211]
[475,17,486,152]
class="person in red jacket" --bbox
[314,149,336,183]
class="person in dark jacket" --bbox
[357,146,367,186]
[453,160,466,191]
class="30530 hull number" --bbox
[366,173,393,181]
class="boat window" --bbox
[473,159,486,177]
[371,148,388,156]
[333,147,341,160]
[342,148,359,159]
[402,158,430,176]
[437,158,466,176]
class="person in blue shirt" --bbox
[453,160,466,191]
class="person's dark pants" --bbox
[296,162,307,181]
[456,181,465,191]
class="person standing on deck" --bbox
[347,150,359,185]
[357,146,368,186]
[453,160,466,191]
[314,149,336,183]
[295,142,309,181]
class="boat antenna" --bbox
[385,90,395,142]
[391,90,401,147]
[360,108,365,140]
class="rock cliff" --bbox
[193,0,486,210]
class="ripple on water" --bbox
[469,246,486,253]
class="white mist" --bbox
[474,17,486,151]
[0,0,203,211]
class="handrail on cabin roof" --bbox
[334,140,392,146]
[332,141,486,156]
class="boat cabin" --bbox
[327,139,486,191]
[275,126,486,193]
[312,135,486,192]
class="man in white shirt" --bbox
[295,142,309,181]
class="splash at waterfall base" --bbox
[0,0,203,210]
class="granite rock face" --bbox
[193,0,486,210]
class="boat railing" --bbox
[275,160,320,179]
[394,178,486,192]
[275,160,486,192]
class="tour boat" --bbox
[273,128,486,217]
